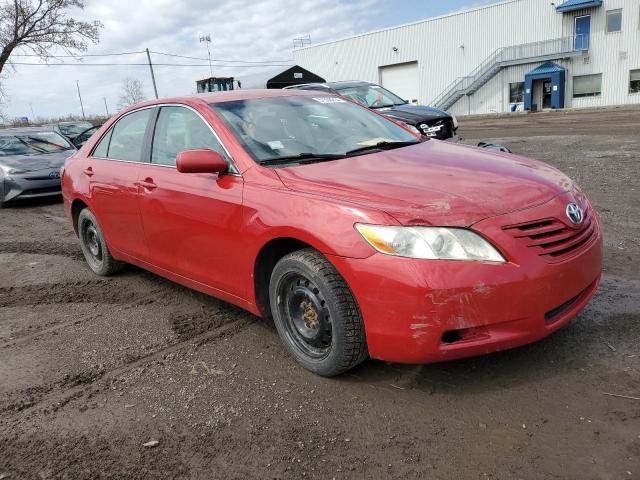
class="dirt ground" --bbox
[1,108,639,479]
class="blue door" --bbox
[575,15,591,50]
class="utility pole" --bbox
[103,97,109,116]
[29,102,35,120]
[199,34,213,77]
[146,48,159,99]
[76,80,85,119]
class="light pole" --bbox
[103,97,109,116]
[199,34,213,77]
[76,80,85,119]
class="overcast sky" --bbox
[2,0,496,119]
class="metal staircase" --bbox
[431,36,585,111]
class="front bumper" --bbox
[1,171,61,203]
[328,194,603,364]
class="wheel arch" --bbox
[71,198,89,235]
[253,237,317,318]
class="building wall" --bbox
[292,0,640,114]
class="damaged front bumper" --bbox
[327,197,603,364]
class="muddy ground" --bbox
[1,108,639,479]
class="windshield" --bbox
[0,131,74,156]
[335,84,406,109]
[211,96,418,165]
[58,121,93,136]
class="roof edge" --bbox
[293,0,523,52]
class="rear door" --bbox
[85,108,154,261]
[138,105,245,297]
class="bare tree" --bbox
[117,77,145,109]
[0,1,102,75]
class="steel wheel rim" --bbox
[278,273,333,358]
[82,220,103,262]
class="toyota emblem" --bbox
[566,203,583,225]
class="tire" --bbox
[77,208,123,276]
[269,248,368,376]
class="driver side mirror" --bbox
[176,149,228,174]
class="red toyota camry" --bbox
[61,89,602,376]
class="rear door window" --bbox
[105,109,152,162]
[92,129,112,158]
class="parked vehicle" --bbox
[71,124,102,149]
[0,127,76,206]
[285,80,459,141]
[62,89,602,376]
[48,121,94,142]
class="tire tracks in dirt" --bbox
[1,316,255,422]
[0,240,83,260]
[0,280,139,308]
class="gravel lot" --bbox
[1,108,639,479]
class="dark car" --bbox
[47,121,94,142]
[285,81,459,141]
[71,124,102,148]
[0,127,76,206]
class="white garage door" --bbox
[379,62,419,104]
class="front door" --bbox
[575,15,591,50]
[138,105,245,297]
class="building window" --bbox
[606,9,622,32]
[573,74,602,98]
[509,82,525,103]
[630,69,640,94]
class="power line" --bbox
[10,62,293,67]
[11,50,293,64]
[150,50,292,64]
[11,51,146,58]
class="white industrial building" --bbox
[292,0,640,115]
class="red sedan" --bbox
[61,90,602,376]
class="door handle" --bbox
[136,178,157,190]
[83,167,94,177]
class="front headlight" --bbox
[0,164,27,175]
[451,115,459,130]
[355,224,505,262]
[402,123,422,136]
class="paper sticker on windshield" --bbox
[312,97,346,104]
[268,140,284,150]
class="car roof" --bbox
[124,89,333,112]
[289,81,375,90]
[0,126,60,135]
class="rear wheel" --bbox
[269,248,367,376]
[78,208,123,276]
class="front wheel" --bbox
[269,248,368,376]
[77,208,123,276]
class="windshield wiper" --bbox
[344,140,420,156]
[25,136,69,150]
[15,137,48,154]
[259,152,345,166]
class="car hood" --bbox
[274,140,573,227]
[376,104,451,124]
[0,149,74,172]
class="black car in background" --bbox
[285,80,459,141]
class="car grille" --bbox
[502,207,596,261]
[421,118,453,140]
[21,186,61,196]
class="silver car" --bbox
[0,127,76,207]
